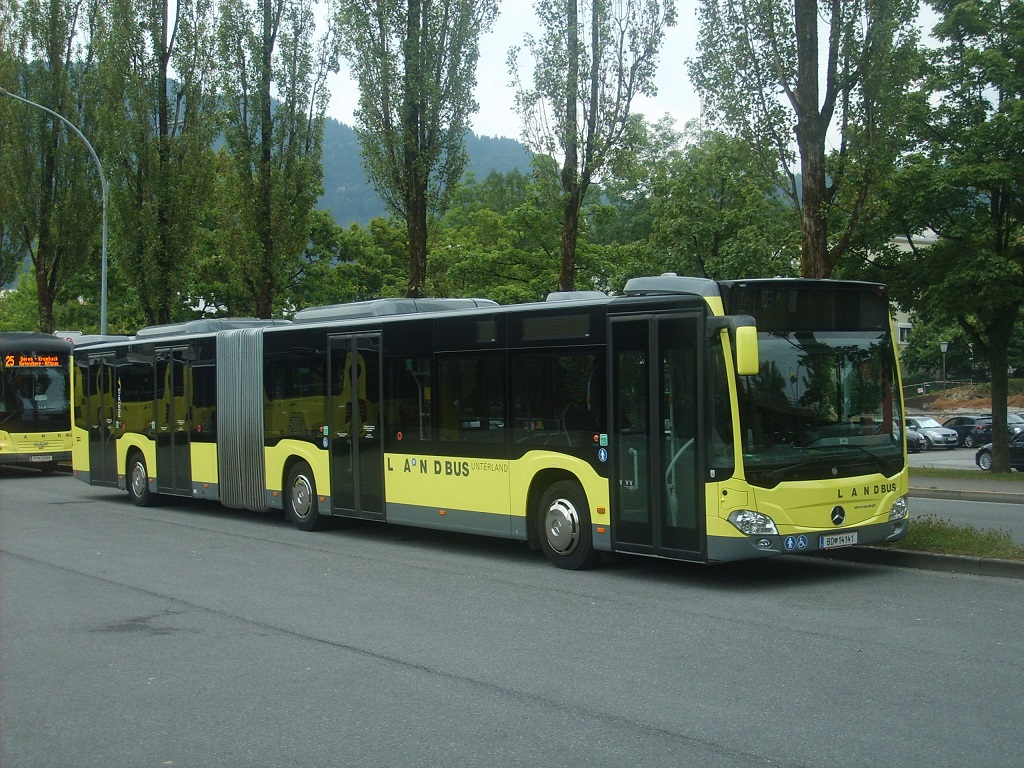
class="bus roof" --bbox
[292,297,498,323]
[0,331,73,354]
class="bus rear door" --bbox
[610,312,704,559]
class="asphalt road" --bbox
[912,496,1024,544]
[3,472,1024,768]
[908,445,981,471]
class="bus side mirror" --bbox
[707,315,759,376]
[734,325,759,376]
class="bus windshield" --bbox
[735,329,902,486]
[1,365,71,432]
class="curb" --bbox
[910,486,1024,505]
[817,545,1024,579]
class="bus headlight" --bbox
[728,509,779,536]
[888,495,909,521]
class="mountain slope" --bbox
[320,117,533,226]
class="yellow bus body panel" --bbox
[117,434,155,484]
[191,443,218,486]
[384,453,511,516]
[707,467,909,539]
[265,440,330,498]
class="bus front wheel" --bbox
[126,452,156,507]
[285,461,324,532]
[536,480,600,570]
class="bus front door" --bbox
[155,347,192,496]
[85,353,118,487]
[610,313,704,558]
[329,334,384,519]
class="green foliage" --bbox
[217,0,332,317]
[690,0,920,277]
[874,0,1024,469]
[510,0,677,291]
[337,0,499,297]
[431,160,562,302]
[94,0,221,326]
[1,2,105,332]
[643,127,800,281]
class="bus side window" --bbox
[383,357,431,446]
[438,354,505,444]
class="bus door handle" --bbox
[626,447,639,491]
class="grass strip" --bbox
[889,514,1024,561]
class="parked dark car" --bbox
[977,413,1024,436]
[942,415,993,448]
[905,426,926,453]
[905,416,959,450]
[975,431,1024,471]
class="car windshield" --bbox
[1006,414,1023,424]
[735,330,903,487]
[914,417,943,428]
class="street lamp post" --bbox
[0,86,108,334]
[940,341,949,391]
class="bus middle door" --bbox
[155,347,192,496]
[610,312,704,559]
[329,334,384,519]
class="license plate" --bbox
[28,455,53,463]
[819,532,857,549]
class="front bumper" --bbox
[707,517,910,563]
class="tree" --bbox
[0,7,21,286]
[337,0,498,298]
[431,159,566,302]
[217,0,333,317]
[690,0,919,277]
[94,0,220,326]
[0,0,103,333]
[870,0,1024,472]
[511,0,676,291]
[645,127,800,280]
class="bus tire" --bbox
[536,480,600,570]
[126,452,156,507]
[285,461,324,532]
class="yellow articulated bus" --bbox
[71,276,910,568]
[1,332,73,471]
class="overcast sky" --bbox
[324,2,703,140]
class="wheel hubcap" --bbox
[544,498,580,555]
[131,463,147,496]
[291,475,313,519]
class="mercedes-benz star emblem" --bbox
[831,506,846,526]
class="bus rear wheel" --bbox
[126,452,156,507]
[286,461,324,532]
[537,480,599,570]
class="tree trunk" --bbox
[256,0,276,319]
[793,0,831,278]
[556,0,580,293]
[987,322,1012,473]
[406,183,428,298]
[558,197,580,292]
[34,120,60,333]
[156,0,172,325]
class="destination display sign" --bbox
[2,353,62,368]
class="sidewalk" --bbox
[822,474,1024,579]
